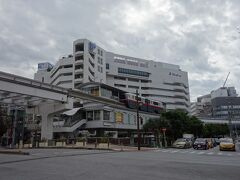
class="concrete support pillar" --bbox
[41,114,53,140]
[26,99,73,141]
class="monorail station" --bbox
[53,82,164,139]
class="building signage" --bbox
[114,56,138,63]
[38,62,53,71]
[169,72,181,77]
[115,112,123,123]
[88,42,96,53]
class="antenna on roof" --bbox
[223,72,230,87]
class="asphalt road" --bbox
[0,147,240,180]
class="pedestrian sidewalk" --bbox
[0,148,29,155]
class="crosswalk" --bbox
[153,148,240,157]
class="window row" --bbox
[97,49,103,56]
[97,57,103,64]
[118,68,150,77]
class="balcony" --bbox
[75,68,84,74]
[75,59,84,65]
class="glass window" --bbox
[103,111,110,121]
[106,63,109,69]
[75,43,84,52]
[94,110,101,120]
[128,114,131,124]
[87,111,93,121]
[118,68,149,77]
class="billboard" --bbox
[115,112,123,123]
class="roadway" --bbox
[0,147,240,180]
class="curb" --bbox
[0,150,29,155]
[23,146,113,151]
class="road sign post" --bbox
[162,128,167,148]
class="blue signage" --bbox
[38,62,53,71]
[88,42,96,53]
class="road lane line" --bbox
[170,150,179,153]
[31,153,42,156]
[189,151,196,154]
[217,152,223,155]
[227,153,232,156]
[207,152,214,155]
[180,151,187,153]
[161,150,169,152]
[197,152,205,155]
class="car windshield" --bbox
[175,138,186,142]
[195,138,205,142]
[220,138,233,143]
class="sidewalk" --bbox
[0,144,159,154]
[0,147,29,155]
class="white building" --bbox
[35,38,190,112]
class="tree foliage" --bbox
[202,124,229,137]
[143,109,230,140]
[0,106,11,137]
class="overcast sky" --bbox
[0,0,240,101]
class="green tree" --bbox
[143,109,203,140]
[0,106,11,137]
[202,124,229,137]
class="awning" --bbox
[62,108,81,116]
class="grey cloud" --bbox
[0,0,240,101]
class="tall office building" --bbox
[35,39,190,112]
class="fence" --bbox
[6,136,162,149]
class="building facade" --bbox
[35,38,190,112]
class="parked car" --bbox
[193,138,209,150]
[207,138,214,148]
[219,138,235,151]
[172,138,191,149]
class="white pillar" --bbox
[41,114,53,140]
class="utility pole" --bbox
[228,102,233,138]
[136,89,141,151]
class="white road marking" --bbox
[217,152,223,155]
[170,150,179,153]
[207,152,214,155]
[180,151,188,153]
[162,150,170,152]
[197,152,205,155]
[227,153,232,156]
[190,151,196,154]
